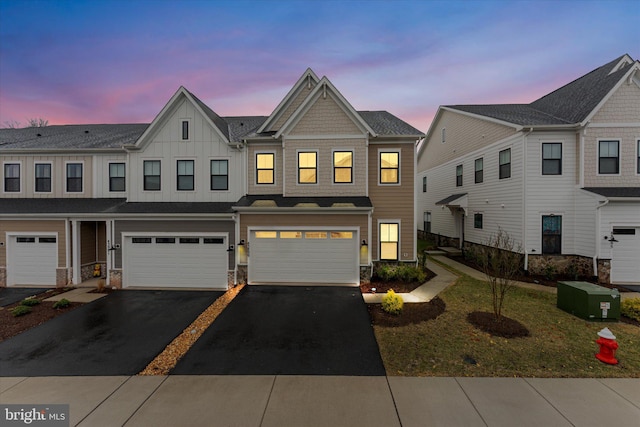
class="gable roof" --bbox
[358,111,423,136]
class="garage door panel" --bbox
[8,235,57,286]
[611,227,640,284]
[124,236,228,289]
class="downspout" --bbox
[522,127,533,271]
[594,198,609,276]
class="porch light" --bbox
[238,240,248,264]
[227,245,234,252]
[362,239,367,246]
[360,240,369,265]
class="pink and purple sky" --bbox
[1,0,638,133]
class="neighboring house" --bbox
[417,54,640,286]
[0,69,423,289]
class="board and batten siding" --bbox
[93,154,128,197]
[0,220,66,267]
[368,143,415,261]
[112,219,235,269]
[1,155,93,198]
[127,98,244,202]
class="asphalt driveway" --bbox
[0,290,223,376]
[0,288,48,307]
[172,285,386,376]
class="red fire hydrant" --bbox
[595,327,618,365]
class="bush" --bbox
[20,297,41,307]
[381,290,403,315]
[374,264,426,283]
[11,305,32,317]
[622,298,640,322]
[53,298,71,309]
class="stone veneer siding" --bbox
[0,267,6,287]
[109,269,123,289]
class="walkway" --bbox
[2,375,638,426]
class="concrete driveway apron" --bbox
[173,285,386,376]
[0,290,223,376]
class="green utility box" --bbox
[557,281,620,321]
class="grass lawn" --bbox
[374,274,640,377]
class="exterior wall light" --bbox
[238,240,247,264]
[360,240,369,265]
[227,245,234,252]
[362,239,367,246]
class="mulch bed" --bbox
[467,311,530,338]
[368,297,446,327]
[0,294,83,342]
[360,267,436,294]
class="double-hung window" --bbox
[35,163,51,192]
[499,148,511,179]
[109,163,126,192]
[143,160,161,191]
[333,151,352,183]
[423,212,431,233]
[211,160,228,190]
[474,158,483,183]
[474,213,483,229]
[4,163,20,192]
[598,140,619,174]
[380,223,399,260]
[298,152,317,184]
[542,215,562,254]
[256,153,274,184]
[66,163,83,192]
[542,143,562,175]
[380,152,399,184]
[456,164,463,187]
[177,160,194,191]
[422,176,427,192]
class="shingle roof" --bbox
[185,89,230,140]
[235,194,373,208]
[0,124,148,150]
[447,55,636,127]
[0,199,235,215]
[110,202,234,214]
[582,187,640,198]
[435,193,467,205]
[358,111,423,136]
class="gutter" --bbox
[0,213,236,219]
[522,127,534,271]
[232,207,373,214]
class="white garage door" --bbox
[123,235,228,289]
[611,227,640,284]
[7,235,57,286]
[249,230,359,284]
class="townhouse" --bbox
[417,54,640,285]
[1,69,423,289]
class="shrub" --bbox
[375,264,394,282]
[20,297,41,307]
[11,305,31,317]
[621,298,640,322]
[53,298,71,309]
[381,290,403,315]
[375,263,426,283]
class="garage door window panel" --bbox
[180,237,200,244]
[305,231,327,239]
[132,238,152,244]
[380,223,399,260]
[255,231,277,238]
[204,238,224,244]
[331,232,353,239]
[156,237,176,244]
[280,231,302,239]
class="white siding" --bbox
[94,154,128,197]
[127,98,244,202]
[574,190,599,257]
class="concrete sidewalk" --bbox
[1,375,639,426]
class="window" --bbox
[499,148,511,179]
[211,160,228,190]
[39,237,56,243]
[181,120,189,140]
[298,152,317,184]
[204,237,224,244]
[177,160,195,191]
[474,213,483,229]
[305,231,327,239]
[255,231,277,238]
[143,160,161,191]
[333,151,352,183]
[330,232,353,239]
[66,163,83,192]
[441,128,446,143]
[256,153,274,184]
[598,140,619,174]
[423,212,431,233]
[475,158,483,183]
[4,163,20,192]
[109,163,126,192]
[542,215,562,255]
[422,176,427,192]
[380,223,399,260]
[180,238,200,244]
[35,163,51,192]
[456,164,463,187]
[156,237,176,244]
[542,143,562,175]
[281,231,302,239]
[132,237,152,244]
[380,152,399,184]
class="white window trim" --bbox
[540,141,564,177]
[108,161,127,193]
[378,149,401,186]
[378,219,401,261]
[255,151,276,186]
[596,138,621,176]
[498,148,512,180]
[34,161,53,194]
[540,213,564,255]
[180,118,192,141]
[473,212,484,229]
[474,156,484,184]
[64,160,85,194]
[456,163,463,187]
[176,158,197,192]
[422,175,427,192]
[3,160,23,194]
[142,159,162,192]
[209,157,231,192]
[296,149,319,186]
[331,148,355,186]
